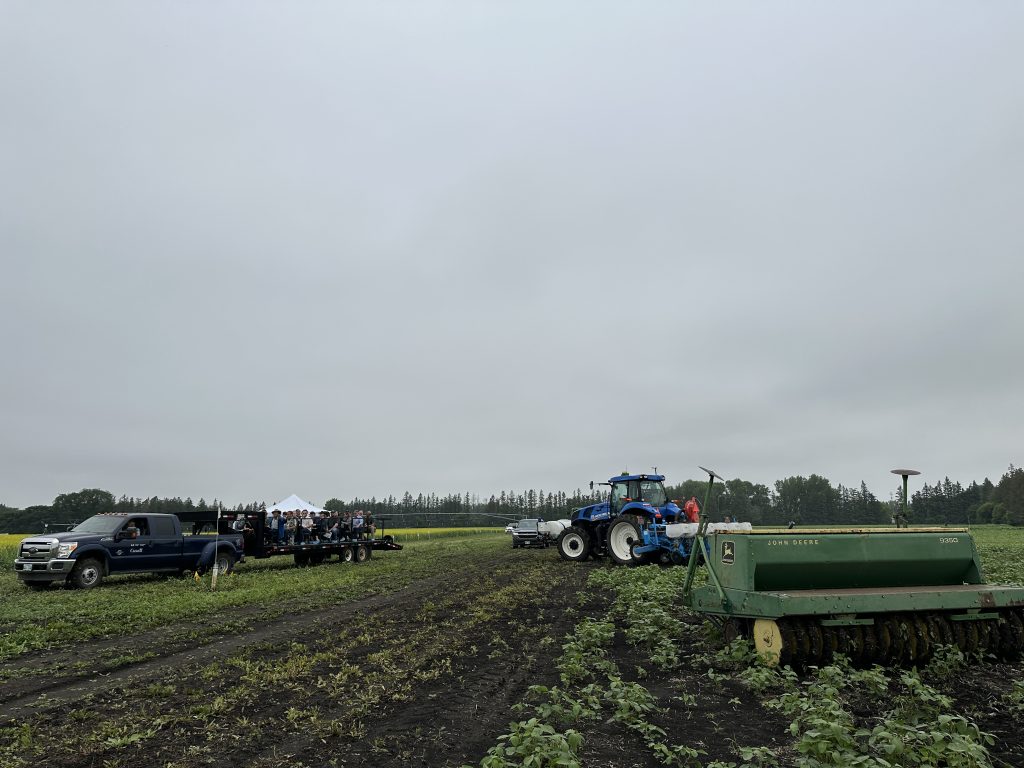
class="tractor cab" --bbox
[609,473,670,516]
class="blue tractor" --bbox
[556,472,697,565]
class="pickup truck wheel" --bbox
[556,526,591,562]
[607,517,642,565]
[70,558,104,589]
[215,551,235,574]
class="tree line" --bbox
[2,465,1023,533]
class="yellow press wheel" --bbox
[753,619,785,667]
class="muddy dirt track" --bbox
[2,537,1023,768]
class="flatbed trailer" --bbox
[224,511,403,567]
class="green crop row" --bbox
[0,534,507,663]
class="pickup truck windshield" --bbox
[518,520,539,531]
[72,517,126,535]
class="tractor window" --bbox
[639,481,667,507]
[611,481,642,511]
[610,482,630,511]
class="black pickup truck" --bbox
[14,513,244,589]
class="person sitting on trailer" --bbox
[284,511,297,544]
[364,510,375,538]
[294,510,309,544]
[313,511,328,542]
[326,511,340,541]
[268,509,283,543]
[352,510,364,539]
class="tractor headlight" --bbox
[56,542,78,558]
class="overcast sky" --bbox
[2,2,1022,509]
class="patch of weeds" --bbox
[922,644,968,680]
[1002,679,1024,715]
[472,718,584,768]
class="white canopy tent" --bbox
[267,494,326,514]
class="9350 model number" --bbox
[939,537,960,544]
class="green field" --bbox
[1,527,1023,767]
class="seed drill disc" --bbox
[952,620,969,653]
[873,620,892,660]
[913,616,933,659]
[792,622,812,666]
[1005,611,1024,659]
[805,622,825,665]
[976,620,992,653]
[930,615,953,648]
[723,619,744,645]
[778,621,798,667]
[861,625,879,665]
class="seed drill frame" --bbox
[681,468,1024,666]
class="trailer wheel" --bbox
[556,527,591,562]
[308,549,325,565]
[294,551,310,567]
[607,517,641,565]
[69,558,104,590]
[342,546,355,564]
[355,544,369,563]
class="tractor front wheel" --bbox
[607,517,642,565]
[556,526,591,562]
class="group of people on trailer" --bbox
[246,508,377,545]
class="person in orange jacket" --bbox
[683,496,700,523]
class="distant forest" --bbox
[2,466,1023,533]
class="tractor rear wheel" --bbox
[556,526,591,562]
[607,516,641,565]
